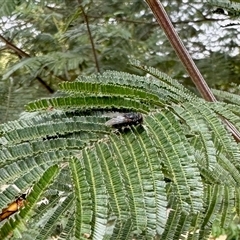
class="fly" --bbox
[105,112,143,128]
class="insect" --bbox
[0,193,27,222]
[105,112,143,129]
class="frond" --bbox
[212,88,240,105]
[0,165,59,239]
[68,157,92,239]
[34,193,74,240]
[130,59,196,102]
[144,111,203,213]
[1,64,240,239]
[25,95,150,113]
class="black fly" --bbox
[105,112,143,129]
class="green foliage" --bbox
[0,0,240,122]
[0,0,240,239]
[1,63,240,239]
[0,165,59,239]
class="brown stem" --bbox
[145,0,240,142]
[80,5,100,73]
[0,35,55,93]
[0,35,30,57]
[145,0,215,101]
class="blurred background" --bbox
[0,0,239,123]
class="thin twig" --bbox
[0,35,29,58]
[79,5,100,73]
[0,34,55,93]
[88,14,222,26]
[145,0,240,142]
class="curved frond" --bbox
[144,111,203,213]
[25,95,150,113]
[1,65,240,239]
[34,193,74,240]
[69,157,93,239]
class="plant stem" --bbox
[0,35,55,93]
[145,0,240,142]
[79,5,100,73]
[145,0,215,101]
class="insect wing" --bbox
[105,115,128,127]
[3,202,18,213]
[105,113,143,128]
[0,202,18,221]
[0,211,16,221]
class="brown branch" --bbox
[79,5,100,73]
[0,35,29,58]
[145,0,240,142]
[0,34,55,93]
[145,1,216,101]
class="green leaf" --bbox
[0,165,59,240]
